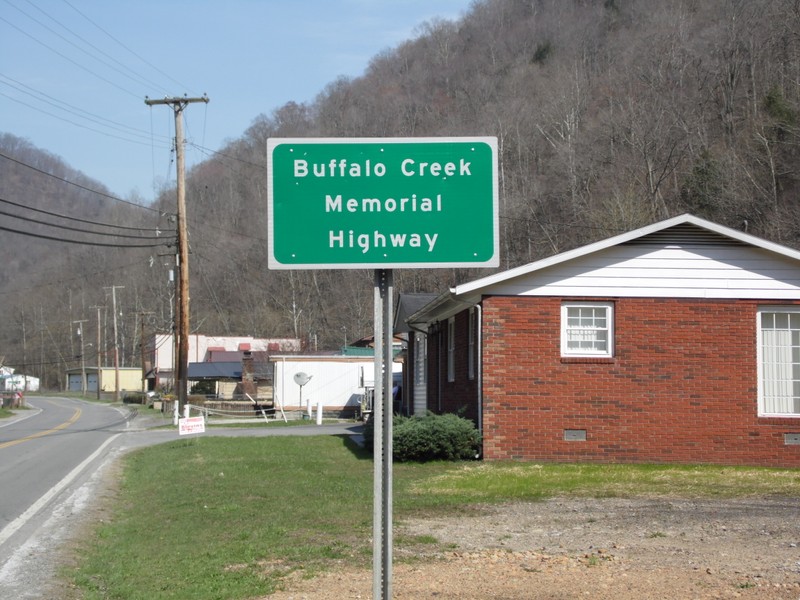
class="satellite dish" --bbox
[294,372,311,386]
[293,372,312,413]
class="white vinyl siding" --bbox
[561,302,614,357]
[468,308,475,380]
[474,244,800,300]
[758,308,800,416]
[447,317,455,382]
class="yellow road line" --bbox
[0,406,82,449]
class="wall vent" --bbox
[784,433,800,446]
[624,223,747,247]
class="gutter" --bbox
[476,302,483,437]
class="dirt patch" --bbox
[39,457,125,600]
[266,497,800,599]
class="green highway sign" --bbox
[267,137,498,269]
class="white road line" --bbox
[0,433,120,547]
[0,402,42,428]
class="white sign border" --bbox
[267,136,499,270]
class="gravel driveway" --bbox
[267,497,800,599]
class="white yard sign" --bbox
[178,416,205,436]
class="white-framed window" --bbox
[468,308,475,380]
[758,307,800,417]
[561,302,614,357]
[447,317,455,382]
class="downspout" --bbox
[407,323,429,417]
[476,303,483,436]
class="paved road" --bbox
[0,396,363,599]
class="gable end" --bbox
[624,223,747,248]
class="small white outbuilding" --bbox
[3,373,40,392]
[271,355,402,418]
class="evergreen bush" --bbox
[364,412,481,462]
[122,392,146,404]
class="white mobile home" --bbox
[271,355,402,418]
[3,373,39,392]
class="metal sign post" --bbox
[265,136,498,598]
[372,268,393,599]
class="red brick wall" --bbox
[479,296,800,467]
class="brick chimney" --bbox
[240,350,256,396]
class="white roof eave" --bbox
[453,214,800,298]
[406,291,475,327]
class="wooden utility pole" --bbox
[139,311,153,395]
[104,286,124,403]
[145,95,209,413]
[73,319,89,395]
[91,305,104,400]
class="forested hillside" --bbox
[2,0,799,388]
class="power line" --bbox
[4,357,85,369]
[0,196,167,233]
[0,150,173,214]
[0,223,174,247]
[189,141,266,169]
[60,0,193,94]
[0,14,141,99]
[0,207,169,240]
[4,0,169,95]
[0,89,173,150]
[0,72,172,144]
[1,1,194,203]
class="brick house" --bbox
[405,214,800,467]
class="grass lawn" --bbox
[68,435,800,599]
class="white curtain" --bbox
[761,328,794,414]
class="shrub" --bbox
[364,412,481,462]
[190,380,215,396]
[122,392,147,404]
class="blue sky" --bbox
[0,0,471,203]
